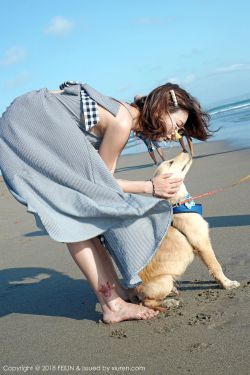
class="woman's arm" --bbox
[117,175,183,198]
[98,120,182,197]
[98,121,154,193]
[116,179,152,194]
[98,119,132,174]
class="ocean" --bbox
[122,98,250,155]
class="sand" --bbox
[0,140,249,375]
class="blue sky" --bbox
[0,0,250,115]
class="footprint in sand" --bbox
[110,329,127,339]
[188,313,212,325]
[187,342,214,352]
[195,289,220,304]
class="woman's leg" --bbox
[179,137,187,153]
[148,150,158,165]
[143,139,158,165]
[92,237,129,301]
[152,141,165,162]
[186,136,194,156]
[66,239,159,323]
[155,147,165,162]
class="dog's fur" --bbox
[133,152,240,311]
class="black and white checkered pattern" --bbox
[80,89,100,131]
[59,80,80,90]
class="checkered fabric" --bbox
[80,88,100,131]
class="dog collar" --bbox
[173,194,203,215]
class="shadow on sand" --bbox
[193,146,250,159]
[177,280,219,291]
[205,214,250,228]
[115,162,154,173]
[0,267,101,322]
[24,230,47,237]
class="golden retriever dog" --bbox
[133,152,240,311]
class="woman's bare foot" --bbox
[116,285,139,302]
[102,298,159,324]
[116,285,130,301]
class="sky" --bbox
[0,0,250,115]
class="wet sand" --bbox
[0,140,249,375]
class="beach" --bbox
[0,140,249,375]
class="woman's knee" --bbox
[66,239,93,253]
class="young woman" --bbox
[0,82,210,323]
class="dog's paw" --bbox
[221,279,240,289]
[161,298,180,308]
[168,285,179,297]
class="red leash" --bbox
[175,174,250,206]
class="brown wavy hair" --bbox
[131,83,211,141]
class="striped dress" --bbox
[0,83,172,287]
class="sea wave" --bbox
[209,100,250,116]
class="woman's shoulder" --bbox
[99,102,138,130]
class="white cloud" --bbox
[156,76,179,86]
[183,74,195,84]
[0,46,26,66]
[211,63,250,75]
[45,16,74,36]
[4,71,30,89]
[157,74,195,87]
[166,77,180,84]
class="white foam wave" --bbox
[209,102,250,115]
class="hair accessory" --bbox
[169,89,178,107]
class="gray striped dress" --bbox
[0,83,172,287]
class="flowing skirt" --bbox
[0,88,172,287]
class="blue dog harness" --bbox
[172,194,203,215]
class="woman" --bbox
[0,82,210,323]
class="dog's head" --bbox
[154,152,192,204]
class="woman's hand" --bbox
[149,174,183,198]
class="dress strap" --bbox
[111,99,136,120]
